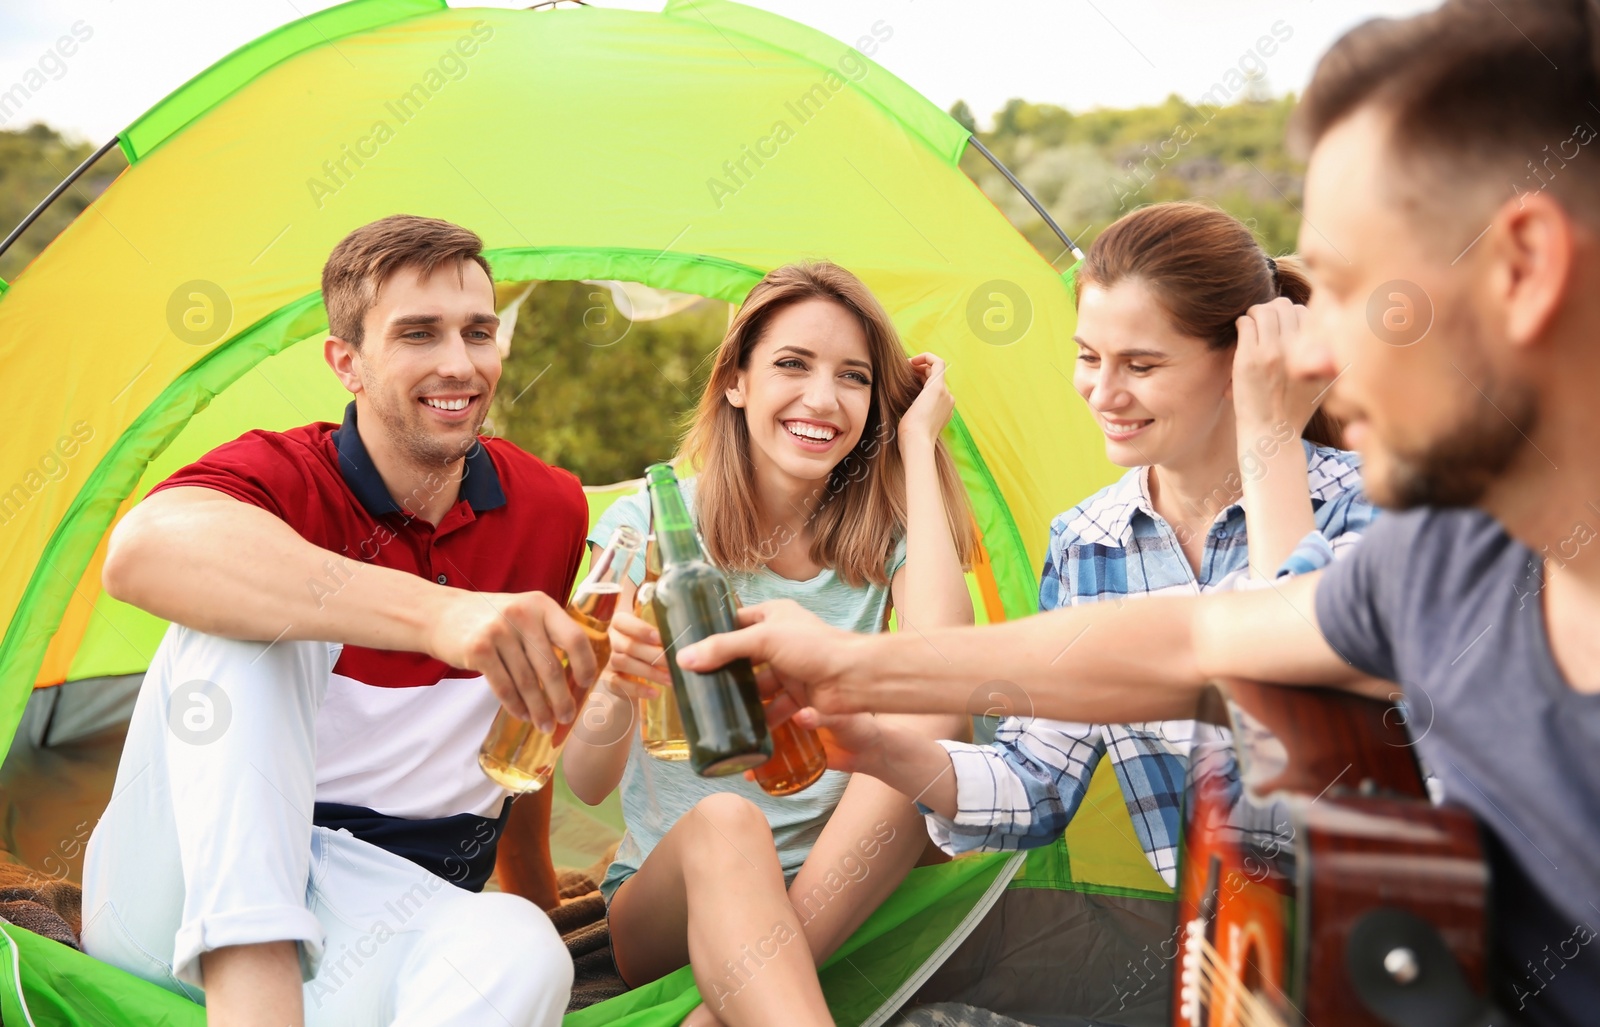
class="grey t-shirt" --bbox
[1316,508,1600,1025]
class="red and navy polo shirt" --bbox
[149,401,588,890]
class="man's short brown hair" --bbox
[1292,0,1600,222]
[321,215,493,347]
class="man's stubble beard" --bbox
[362,369,491,468]
[1376,312,1537,511]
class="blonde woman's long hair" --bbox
[682,262,976,588]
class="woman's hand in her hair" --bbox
[1232,297,1330,438]
[897,352,954,452]
[602,606,671,699]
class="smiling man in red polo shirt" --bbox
[82,215,589,1026]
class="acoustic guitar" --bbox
[1173,679,1503,1027]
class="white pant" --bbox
[80,624,573,1026]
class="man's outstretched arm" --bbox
[680,572,1389,723]
[103,486,594,730]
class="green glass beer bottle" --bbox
[646,463,771,776]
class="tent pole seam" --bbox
[659,0,965,167]
[968,136,1085,262]
[857,850,1027,1027]
[0,924,41,1027]
[0,137,120,266]
[120,0,448,162]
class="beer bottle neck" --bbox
[578,526,641,599]
[657,526,702,566]
[646,468,704,567]
[575,546,614,599]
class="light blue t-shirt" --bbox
[587,476,907,901]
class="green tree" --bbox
[948,99,977,134]
[954,93,1306,259]
[485,281,728,485]
[0,124,125,283]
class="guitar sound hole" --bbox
[1238,941,1273,1008]
[1240,945,1263,992]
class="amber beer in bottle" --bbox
[752,697,828,796]
[636,584,691,760]
[632,529,689,760]
[479,525,642,792]
[646,464,771,776]
[728,591,828,796]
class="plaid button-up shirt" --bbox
[924,442,1376,887]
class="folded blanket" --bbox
[550,863,630,1012]
[0,862,83,951]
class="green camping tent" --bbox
[0,1,1177,1023]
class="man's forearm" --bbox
[843,575,1346,723]
[847,601,1201,722]
[104,487,443,650]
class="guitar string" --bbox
[1195,956,1283,1027]
[1186,927,1244,1015]
[1194,965,1281,1027]
[1194,966,1279,1027]
[1193,935,1287,1027]
[1193,962,1281,1027]
[1190,949,1254,1027]
[1196,948,1284,1027]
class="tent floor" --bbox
[1,679,138,883]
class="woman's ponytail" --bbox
[1269,253,1313,305]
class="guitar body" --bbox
[1173,680,1490,1027]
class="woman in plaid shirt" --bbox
[805,202,1377,886]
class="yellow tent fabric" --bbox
[1,0,1117,728]
[0,3,1179,1023]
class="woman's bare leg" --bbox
[608,793,832,1026]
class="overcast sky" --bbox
[1,0,1439,144]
